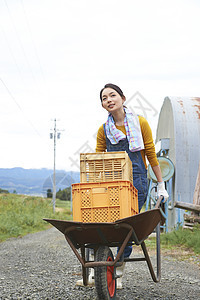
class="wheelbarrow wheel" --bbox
[94,246,116,300]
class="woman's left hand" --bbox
[157,181,169,202]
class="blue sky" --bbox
[0,0,200,171]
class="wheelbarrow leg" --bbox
[80,246,89,286]
[141,222,161,282]
[156,222,161,281]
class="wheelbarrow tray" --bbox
[44,208,164,248]
[44,207,164,289]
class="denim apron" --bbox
[103,124,148,257]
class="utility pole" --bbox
[50,118,62,213]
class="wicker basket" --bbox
[80,152,133,183]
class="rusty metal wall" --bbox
[156,97,200,228]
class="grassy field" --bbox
[0,193,199,256]
[160,224,200,254]
[0,193,72,242]
[144,224,200,255]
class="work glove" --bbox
[157,181,169,202]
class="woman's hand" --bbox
[157,181,169,202]
[152,165,169,202]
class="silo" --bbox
[156,97,200,228]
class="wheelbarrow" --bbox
[44,197,165,300]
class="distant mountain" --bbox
[0,167,80,196]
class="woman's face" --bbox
[101,87,125,113]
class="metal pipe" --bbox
[141,236,161,283]
[155,196,163,209]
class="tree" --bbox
[0,188,9,194]
[47,188,52,198]
[56,187,71,201]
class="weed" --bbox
[160,224,200,255]
[1,193,199,256]
[0,193,72,242]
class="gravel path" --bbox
[0,227,199,300]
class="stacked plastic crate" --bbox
[72,151,138,223]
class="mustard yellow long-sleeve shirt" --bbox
[96,115,159,169]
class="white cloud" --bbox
[0,0,200,170]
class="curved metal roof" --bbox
[156,96,200,206]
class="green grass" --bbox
[1,193,199,256]
[0,193,72,242]
[160,224,200,254]
[56,198,72,209]
[144,225,200,255]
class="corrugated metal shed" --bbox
[156,97,200,227]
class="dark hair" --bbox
[100,83,124,101]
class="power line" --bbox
[0,77,23,112]
[1,0,50,116]
[0,22,25,83]
[0,77,42,138]
[3,0,37,84]
[20,0,46,83]
[0,1,50,142]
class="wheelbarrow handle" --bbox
[155,196,164,209]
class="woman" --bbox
[96,84,168,287]
[77,83,168,288]
[96,83,168,207]
[96,83,168,209]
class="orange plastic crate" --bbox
[72,181,138,223]
[80,152,133,183]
